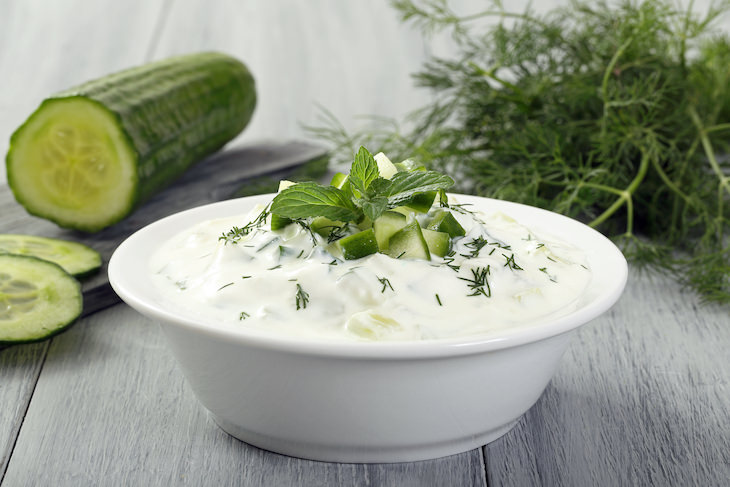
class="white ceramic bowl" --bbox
[108,193,627,463]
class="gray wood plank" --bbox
[0,342,47,480]
[484,269,730,486]
[3,304,487,487]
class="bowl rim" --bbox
[108,193,627,359]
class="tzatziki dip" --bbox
[150,149,591,342]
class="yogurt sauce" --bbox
[150,199,591,342]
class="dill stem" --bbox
[689,107,730,226]
[588,150,650,233]
[600,37,634,138]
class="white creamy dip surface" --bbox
[150,199,592,342]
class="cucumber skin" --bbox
[7,51,256,231]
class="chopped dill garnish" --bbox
[540,267,557,283]
[503,253,523,271]
[326,224,350,243]
[295,220,319,246]
[295,283,310,310]
[239,311,250,320]
[377,276,394,293]
[443,250,460,271]
[219,206,270,245]
[458,266,492,298]
[462,235,488,258]
[268,264,282,270]
[241,275,252,279]
[217,282,234,291]
[435,293,443,306]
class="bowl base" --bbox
[210,413,520,463]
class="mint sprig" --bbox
[271,147,455,223]
[270,182,360,221]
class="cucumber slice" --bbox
[421,229,451,257]
[337,228,379,260]
[373,211,407,250]
[427,210,466,237]
[386,221,431,260]
[0,254,82,345]
[0,234,101,278]
[7,52,256,232]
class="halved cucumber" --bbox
[0,254,82,344]
[386,221,431,260]
[7,52,256,232]
[0,234,101,278]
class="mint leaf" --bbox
[349,146,380,195]
[271,183,361,222]
[385,171,455,207]
[359,195,389,221]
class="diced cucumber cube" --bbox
[402,191,437,213]
[394,159,426,172]
[386,221,430,261]
[270,214,292,231]
[374,152,398,179]
[373,211,407,250]
[330,172,349,189]
[426,210,466,237]
[278,180,296,192]
[337,228,379,260]
[310,216,344,237]
[421,228,451,257]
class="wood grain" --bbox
[1,140,328,317]
[484,269,730,486]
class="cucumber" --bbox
[427,210,466,237]
[402,191,437,213]
[374,152,398,179]
[0,234,101,278]
[6,51,256,232]
[386,221,431,260]
[372,210,407,250]
[337,228,379,260]
[0,254,82,344]
[421,229,451,257]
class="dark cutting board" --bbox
[0,140,328,317]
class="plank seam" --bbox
[0,341,50,485]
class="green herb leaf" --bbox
[349,146,380,195]
[271,182,361,222]
[359,195,390,221]
[385,170,455,207]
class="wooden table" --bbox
[2,1,729,485]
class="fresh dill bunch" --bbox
[309,0,730,304]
